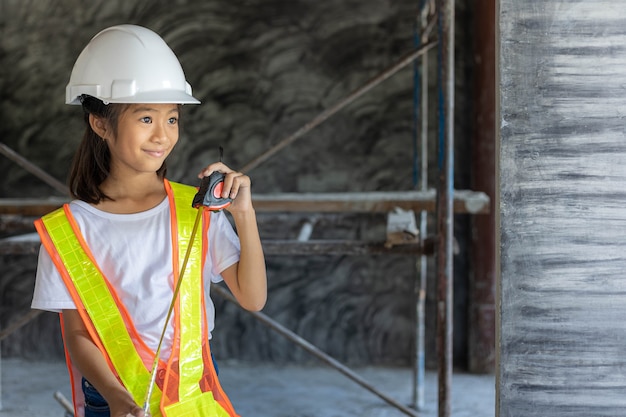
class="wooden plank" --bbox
[499,1,626,415]
[0,189,489,216]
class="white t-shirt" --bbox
[31,197,240,355]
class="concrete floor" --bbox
[0,358,495,417]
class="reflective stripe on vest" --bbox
[35,180,238,417]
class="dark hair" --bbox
[68,95,168,203]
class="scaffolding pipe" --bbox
[0,143,67,196]
[435,0,455,416]
[53,391,74,416]
[422,0,439,40]
[0,310,42,342]
[469,0,496,374]
[211,284,419,417]
[240,41,437,174]
[0,17,453,417]
[412,0,434,410]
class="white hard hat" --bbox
[66,24,200,105]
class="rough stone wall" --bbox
[0,0,473,367]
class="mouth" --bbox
[145,149,166,158]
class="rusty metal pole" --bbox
[0,143,67,196]
[0,310,43,342]
[435,0,454,416]
[469,0,496,374]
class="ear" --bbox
[89,114,108,139]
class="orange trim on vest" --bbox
[35,209,111,366]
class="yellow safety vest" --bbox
[34,180,238,417]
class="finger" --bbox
[221,171,239,198]
[197,162,232,179]
[197,164,219,179]
[227,173,251,199]
[131,406,146,417]
[228,177,242,199]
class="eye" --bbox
[168,117,178,125]
[140,116,152,124]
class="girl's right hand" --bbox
[111,406,144,417]
[109,396,145,417]
[197,162,254,214]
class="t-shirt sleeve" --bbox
[205,211,241,283]
[31,245,76,312]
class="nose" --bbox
[152,120,172,145]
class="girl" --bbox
[31,24,266,417]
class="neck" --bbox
[97,173,167,214]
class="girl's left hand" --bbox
[197,162,253,213]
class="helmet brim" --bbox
[67,89,200,105]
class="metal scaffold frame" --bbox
[0,1,473,416]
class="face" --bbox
[101,103,180,178]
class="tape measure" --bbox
[192,171,232,211]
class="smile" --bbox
[145,150,166,158]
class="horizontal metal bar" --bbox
[0,237,435,257]
[253,190,489,213]
[0,198,68,216]
[262,239,434,256]
[0,189,489,216]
